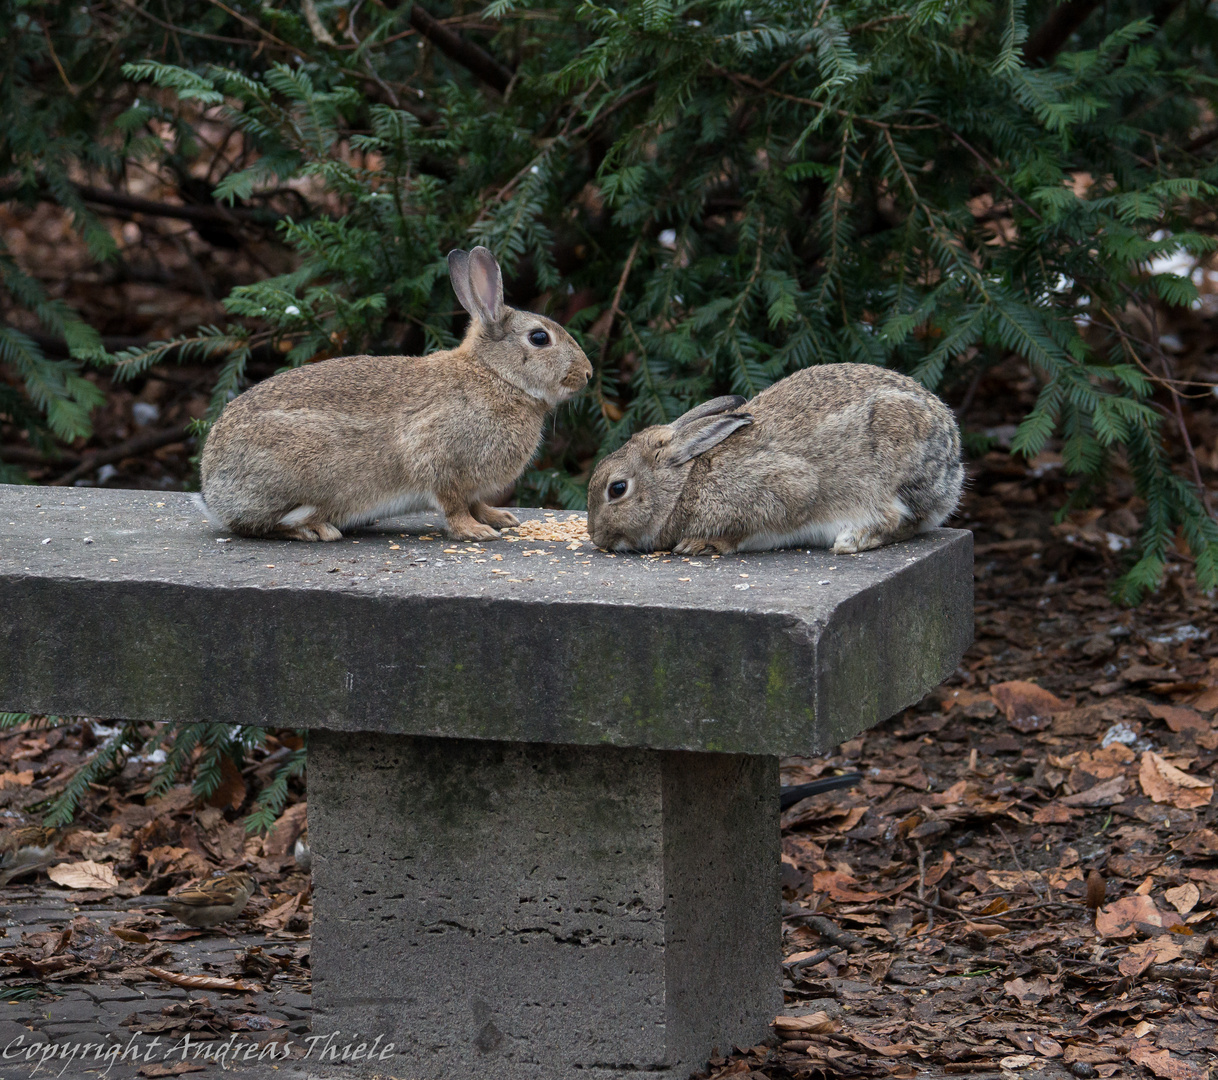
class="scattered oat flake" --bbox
[509,515,591,543]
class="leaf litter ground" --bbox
[709,443,1218,1080]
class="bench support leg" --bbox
[310,732,780,1079]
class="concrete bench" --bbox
[0,485,972,1078]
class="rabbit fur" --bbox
[199,247,592,542]
[587,363,963,555]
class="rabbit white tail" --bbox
[191,492,225,529]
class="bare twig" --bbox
[49,425,193,487]
[39,18,76,94]
[784,946,844,974]
[571,84,656,139]
[784,909,868,953]
[1184,127,1218,154]
[852,13,913,34]
[1023,1,1100,66]
[588,234,645,423]
[1152,324,1216,520]
[0,180,283,230]
[408,4,512,94]
[937,125,1043,222]
[598,236,642,346]
[116,0,253,49]
[995,824,1052,901]
[203,0,299,54]
[1115,288,1218,520]
[0,445,80,468]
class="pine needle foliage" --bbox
[4,0,1218,606]
[0,712,304,834]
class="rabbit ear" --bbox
[671,395,748,430]
[447,250,476,315]
[467,246,506,325]
[664,414,752,465]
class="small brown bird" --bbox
[0,826,61,883]
[131,871,256,928]
[0,826,58,867]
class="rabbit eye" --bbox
[607,480,629,501]
[528,329,550,347]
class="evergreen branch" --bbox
[245,742,307,834]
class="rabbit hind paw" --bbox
[673,536,735,556]
[278,522,343,542]
[831,527,885,554]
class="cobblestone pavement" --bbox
[0,886,405,1080]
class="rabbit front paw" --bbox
[447,517,502,542]
[471,502,520,529]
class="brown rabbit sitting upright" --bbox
[587,364,963,555]
[199,247,592,542]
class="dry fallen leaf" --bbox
[810,869,882,902]
[205,754,246,811]
[846,1032,921,1056]
[1129,1039,1208,1080]
[1033,803,1079,824]
[1096,893,1167,938]
[138,1063,206,1077]
[1171,829,1218,857]
[47,860,118,890]
[144,966,260,992]
[1034,1036,1064,1058]
[1061,775,1129,807]
[1000,1055,1038,1070]
[986,870,1044,891]
[262,802,307,858]
[1139,751,1213,810]
[941,688,998,718]
[1065,1045,1126,1065]
[773,1012,840,1036]
[990,680,1066,731]
[1004,976,1054,1005]
[256,890,304,931]
[1165,882,1201,915]
[1118,939,1183,977]
[1146,704,1209,734]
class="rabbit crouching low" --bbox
[199,247,592,542]
[587,364,963,555]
